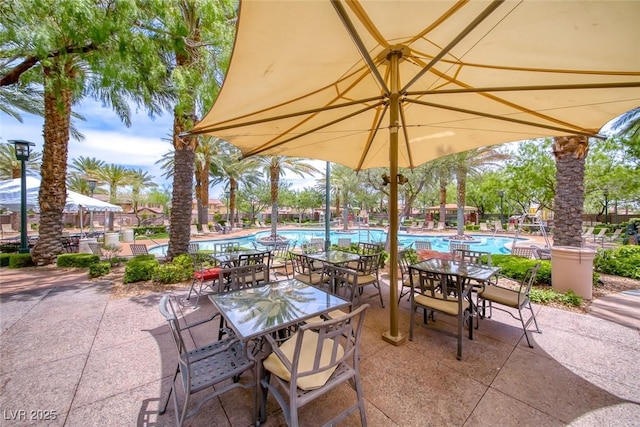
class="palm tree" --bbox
[129,169,157,226]
[256,156,320,240]
[451,147,509,238]
[329,164,359,231]
[0,142,42,179]
[97,164,132,231]
[552,136,589,247]
[210,146,262,227]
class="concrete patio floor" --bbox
[1,266,639,427]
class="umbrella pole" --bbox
[382,50,406,345]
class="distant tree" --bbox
[97,164,132,231]
[129,169,157,226]
[0,142,42,179]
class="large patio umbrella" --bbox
[189,1,640,344]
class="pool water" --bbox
[149,228,521,256]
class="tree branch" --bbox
[1,42,96,86]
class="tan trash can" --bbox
[78,238,97,254]
[551,246,596,300]
[122,229,134,243]
[104,232,120,247]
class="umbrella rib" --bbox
[356,103,389,171]
[242,100,387,158]
[406,98,604,139]
[187,96,384,136]
[402,0,505,93]
[398,102,415,169]
[406,81,640,96]
[331,0,389,95]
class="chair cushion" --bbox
[414,293,461,316]
[194,267,221,281]
[263,330,344,391]
[479,285,521,308]
[304,309,347,325]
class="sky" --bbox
[1,99,322,198]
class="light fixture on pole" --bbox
[603,188,609,225]
[497,190,505,229]
[10,140,35,254]
[88,179,97,232]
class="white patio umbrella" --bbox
[0,177,122,234]
[189,1,640,344]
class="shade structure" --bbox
[190,0,640,344]
[0,177,123,213]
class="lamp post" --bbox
[497,190,505,229]
[87,179,97,232]
[603,188,609,225]
[10,140,35,253]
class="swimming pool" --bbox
[149,228,523,256]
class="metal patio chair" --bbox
[158,295,255,427]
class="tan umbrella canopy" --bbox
[190,1,640,344]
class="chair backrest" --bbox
[357,252,381,275]
[271,243,290,259]
[511,246,534,259]
[216,242,240,253]
[398,250,412,279]
[414,240,432,250]
[516,263,541,303]
[410,268,460,302]
[88,242,102,256]
[129,244,149,256]
[452,248,492,266]
[289,304,369,391]
[290,252,315,276]
[239,251,271,267]
[219,263,270,291]
[158,296,190,368]
[337,238,352,248]
[320,264,358,306]
[186,243,200,255]
[301,241,322,254]
[358,242,382,255]
[449,242,471,254]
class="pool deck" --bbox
[1,253,638,426]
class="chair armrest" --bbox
[263,332,295,372]
[180,310,221,330]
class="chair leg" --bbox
[159,367,178,415]
[375,281,385,308]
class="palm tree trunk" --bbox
[269,165,279,239]
[31,64,72,265]
[167,115,196,260]
[553,136,588,247]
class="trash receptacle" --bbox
[104,232,120,247]
[78,238,97,254]
[122,229,134,243]
[551,246,596,300]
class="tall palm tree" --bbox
[329,164,359,231]
[129,168,157,226]
[210,147,262,227]
[0,142,42,179]
[451,147,509,238]
[256,156,320,240]
[97,164,132,231]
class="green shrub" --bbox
[594,246,640,280]
[530,288,582,307]
[132,225,167,236]
[124,256,159,283]
[89,261,111,278]
[0,253,10,267]
[490,255,551,285]
[153,254,194,284]
[57,253,100,268]
[8,253,35,268]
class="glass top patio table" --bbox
[305,250,361,266]
[410,258,500,282]
[208,279,350,341]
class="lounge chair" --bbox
[479,222,491,232]
[190,224,204,236]
[581,226,594,238]
[592,228,607,242]
[200,224,213,235]
[596,228,623,245]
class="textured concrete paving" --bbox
[1,266,638,427]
